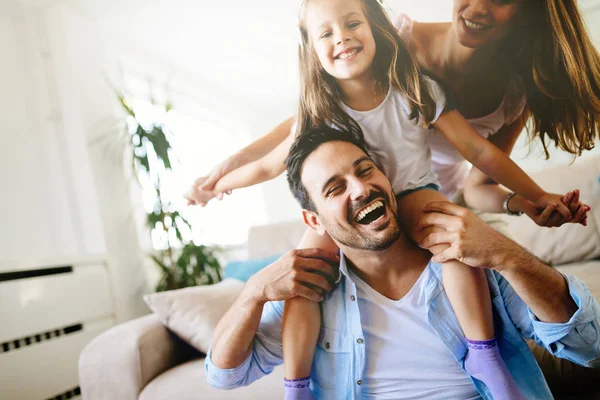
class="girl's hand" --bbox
[200,156,240,192]
[533,192,572,221]
[561,189,590,226]
[184,176,217,207]
[517,190,590,227]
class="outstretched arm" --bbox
[434,110,574,219]
[462,110,526,212]
[201,116,295,191]
[213,131,294,193]
[185,132,294,206]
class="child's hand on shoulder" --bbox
[185,176,216,207]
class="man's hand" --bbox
[419,201,515,270]
[246,249,340,305]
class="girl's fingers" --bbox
[569,190,580,215]
[571,204,587,224]
[554,202,571,220]
[535,204,557,225]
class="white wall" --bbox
[0,3,105,265]
[0,1,151,322]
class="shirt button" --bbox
[357,338,364,344]
[325,342,331,349]
[350,295,356,301]
[357,380,363,385]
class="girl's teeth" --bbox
[339,49,357,59]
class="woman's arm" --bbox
[462,109,528,213]
[200,116,295,190]
[433,110,571,218]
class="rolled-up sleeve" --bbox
[500,271,600,368]
[206,301,285,389]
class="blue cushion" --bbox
[224,254,282,282]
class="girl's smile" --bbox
[305,0,376,82]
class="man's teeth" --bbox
[338,49,358,60]
[464,19,486,30]
[356,200,384,222]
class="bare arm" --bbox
[494,243,578,323]
[419,201,577,323]
[210,287,266,368]
[213,131,294,193]
[201,116,295,191]
[210,249,338,369]
[462,109,528,213]
[433,110,570,218]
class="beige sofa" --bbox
[79,155,600,400]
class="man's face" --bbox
[301,141,400,251]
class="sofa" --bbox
[79,155,600,400]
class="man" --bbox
[206,126,600,399]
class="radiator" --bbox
[0,259,116,400]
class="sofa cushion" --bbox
[138,359,285,400]
[555,259,600,302]
[224,254,282,282]
[504,155,600,265]
[144,279,244,354]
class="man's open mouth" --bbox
[354,200,386,225]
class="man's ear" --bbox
[302,209,326,236]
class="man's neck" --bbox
[341,233,432,301]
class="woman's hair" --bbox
[295,0,436,137]
[509,0,600,157]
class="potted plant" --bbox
[118,95,222,291]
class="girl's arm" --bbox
[200,116,295,191]
[212,131,294,194]
[433,110,572,219]
[462,109,528,213]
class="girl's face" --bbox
[305,0,376,82]
[453,0,522,48]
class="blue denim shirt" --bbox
[206,257,600,399]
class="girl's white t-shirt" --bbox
[395,14,527,198]
[349,265,482,399]
[339,77,446,195]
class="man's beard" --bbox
[320,190,401,251]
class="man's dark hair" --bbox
[285,125,369,212]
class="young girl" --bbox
[187,0,590,398]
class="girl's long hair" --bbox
[296,0,436,138]
[509,0,600,157]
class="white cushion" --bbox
[143,278,245,354]
[504,155,600,265]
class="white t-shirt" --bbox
[395,13,527,198]
[349,265,482,399]
[339,78,445,195]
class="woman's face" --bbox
[453,0,522,48]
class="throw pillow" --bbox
[144,278,245,354]
[224,254,281,282]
